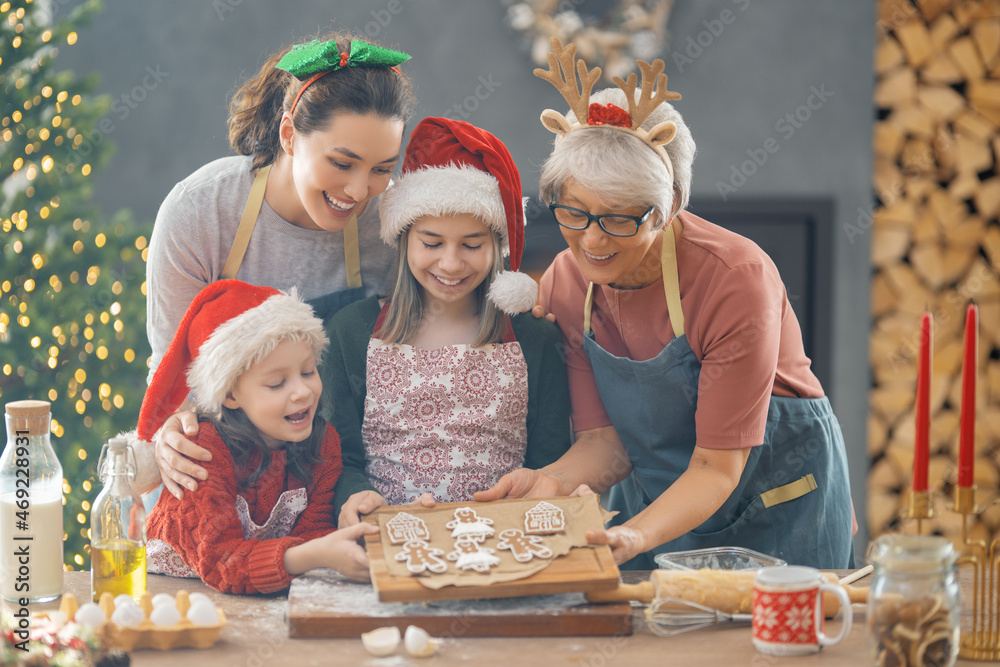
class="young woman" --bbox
[136,280,376,594]
[146,34,416,498]
[323,118,572,525]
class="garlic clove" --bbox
[404,625,442,658]
[361,625,401,656]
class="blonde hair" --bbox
[377,226,507,347]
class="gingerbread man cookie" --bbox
[523,501,566,534]
[497,528,554,563]
[446,536,500,573]
[394,540,448,574]
[445,507,495,542]
[385,511,430,544]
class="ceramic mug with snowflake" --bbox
[751,566,853,656]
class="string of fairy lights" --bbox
[2,0,152,569]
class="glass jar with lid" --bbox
[868,534,960,667]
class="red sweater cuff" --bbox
[248,537,304,594]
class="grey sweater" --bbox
[145,155,395,378]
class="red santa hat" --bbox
[379,117,538,315]
[136,279,327,438]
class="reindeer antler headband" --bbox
[534,37,681,181]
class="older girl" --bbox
[323,117,572,525]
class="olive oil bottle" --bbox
[91,437,146,601]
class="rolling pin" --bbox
[585,569,867,618]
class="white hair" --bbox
[538,87,696,230]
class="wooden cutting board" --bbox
[362,497,621,603]
[287,569,633,638]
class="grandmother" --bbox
[478,41,854,569]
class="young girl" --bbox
[322,118,573,524]
[146,33,417,499]
[131,280,376,594]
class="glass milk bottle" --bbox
[90,437,146,602]
[1,400,64,603]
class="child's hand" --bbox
[339,491,387,528]
[530,304,556,323]
[316,522,379,582]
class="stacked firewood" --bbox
[870,0,1000,543]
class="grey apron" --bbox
[583,227,854,570]
[222,164,367,323]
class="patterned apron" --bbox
[362,308,529,504]
[147,486,307,577]
[583,227,855,569]
[223,164,367,322]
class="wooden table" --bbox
[8,570,982,666]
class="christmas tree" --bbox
[1,0,152,570]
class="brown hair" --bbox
[228,32,417,172]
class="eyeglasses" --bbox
[548,201,655,238]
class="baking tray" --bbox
[653,546,786,571]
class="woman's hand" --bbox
[585,526,648,565]
[338,491,387,528]
[473,468,568,501]
[154,411,212,499]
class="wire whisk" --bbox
[644,597,753,637]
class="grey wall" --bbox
[62,0,875,553]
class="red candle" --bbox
[958,302,978,488]
[913,311,932,493]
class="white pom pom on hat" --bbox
[379,117,538,315]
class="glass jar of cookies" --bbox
[868,534,960,667]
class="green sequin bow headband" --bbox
[276,39,411,114]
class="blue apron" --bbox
[223,163,368,324]
[582,226,854,570]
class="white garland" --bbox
[503,0,674,83]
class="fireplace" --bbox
[521,198,835,390]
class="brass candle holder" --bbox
[906,488,935,535]
[951,484,998,662]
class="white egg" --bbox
[113,594,135,608]
[110,603,145,628]
[151,592,176,608]
[74,602,107,628]
[404,625,441,658]
[149,603,182,627]
[185,600,220,626]
[187,592,212,607]
[361,625,401,657]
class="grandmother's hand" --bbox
[473,468,567,501]
[155,411,211,499]
[585,526,648,565]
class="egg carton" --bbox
[59,590,226,651]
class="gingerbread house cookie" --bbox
[385,511,430,544]
[523,501,565,534]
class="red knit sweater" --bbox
[146,421,342,594]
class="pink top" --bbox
[539,210,823,449]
